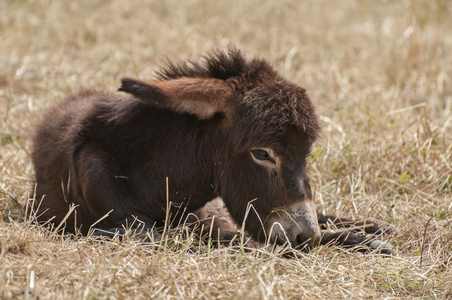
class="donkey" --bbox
[31,49,391,252]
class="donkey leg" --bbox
[318,214,392,235]
[89,226,161,243]
[190,198,259,247]
[319,231,392,254]
[191,198,239,242]
[75,147,155,236]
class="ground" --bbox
[1,0,451,299]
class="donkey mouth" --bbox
[267,199,321,248]
[268,224,320,248]
[295,231,319,249]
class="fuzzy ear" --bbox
[118,77,231,119]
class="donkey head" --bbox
[118,50,321,247]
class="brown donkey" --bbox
[31,49,391,252]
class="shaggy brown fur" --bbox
[31,49,390,252]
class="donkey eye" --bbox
[251,149,276,164]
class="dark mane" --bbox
[155,49,274,82]
[154,49,320,144]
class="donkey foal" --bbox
[31,49,391,253]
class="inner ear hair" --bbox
[118,77,231,119]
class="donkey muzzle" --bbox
[267,199,321,248]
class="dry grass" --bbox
[1,0,451,299]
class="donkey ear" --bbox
[118,77,231,119]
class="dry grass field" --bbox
[1,0,451,299]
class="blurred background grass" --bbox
[1,0,451,298]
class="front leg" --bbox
[318,214,392,234]
[319,231,392,254]
[317,214,393,254]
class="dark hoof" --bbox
[368,239,392,255]
[89,228,126,240]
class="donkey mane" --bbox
[149,50,321,143]
[156,49,278,83]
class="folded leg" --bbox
[319,231,392,254]
[73,146,156,234]
[318,214,392,234]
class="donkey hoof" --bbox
[368,239,392,254]
[89,228,126,240]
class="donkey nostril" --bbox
[296,234,307,246]
[295,229,321,248]
[295,233,312,248]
